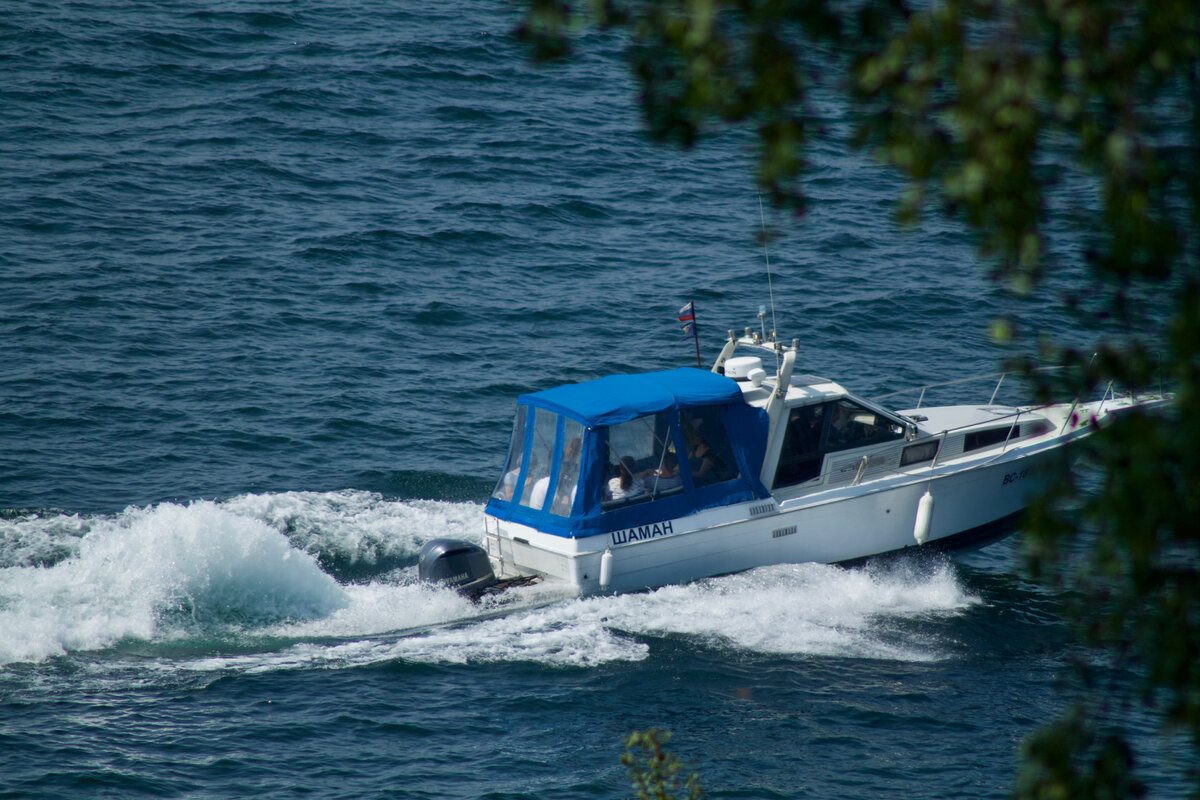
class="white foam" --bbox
[0,500,346,664]
[170,555,977,675]
[596,560,976,661]
[0,491,980,671]
[220,489,480,565]
[0,511,90,567]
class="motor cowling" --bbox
[418,538,497,598]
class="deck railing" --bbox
[870,366,1068,410]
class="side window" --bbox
[550,419,584,516]
[519,408,557,510]
[492,406,528,501]
[964,427,1010,452]
[825,400,904,453]
[603,412,670,508]
[680,407,738,488]
[901,439,939,466]
[774,404,827,488]
[642,448,683,497]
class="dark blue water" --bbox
[0,3,1178,798]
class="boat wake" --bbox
[0,491,980,673]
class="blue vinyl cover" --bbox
[525,368,747,427]
[485,368,771,538]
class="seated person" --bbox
[642,451,682,493]
[499,466,520,500]
[608,456,646,501]
[688,434,729,483]
[529,475,550,509]
[496,453,526,501]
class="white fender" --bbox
[599,548,613,589]
[913,490,934,545]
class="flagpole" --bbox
[692,311,701,368]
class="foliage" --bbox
[1015,708,1146,800]
[518,0,1200,795]
[621,728,706,800]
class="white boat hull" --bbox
[486,432,1065,595]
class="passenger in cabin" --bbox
[642,451,681,493]
[828,403,856,448]
[528,473,549,509]
[790,404,825,453]
[687,433,726,481]
[776,404,826,486]
[499,455,523,500]
[608,455,647,501]
[530,439,581,511]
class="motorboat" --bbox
[420,329,1168,597]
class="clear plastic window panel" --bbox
[604,412,670,506]
[519,408,558,510]
[549,418,584,516]
[492,405,528,501]
[679,407,739,488]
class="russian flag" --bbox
[678,301,697,337]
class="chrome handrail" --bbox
[851,455,869,486]
[1001,410,1022,453]
[930,429,947,468]
[871,366,1067,407]
[988,373,1006,406]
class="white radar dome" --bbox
[724,356,764,381]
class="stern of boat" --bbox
[483,513,596,592]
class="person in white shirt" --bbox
[608,456,646,501]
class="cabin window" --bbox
[493,408,584,517]
[604,411,674,508]
[774,400,906,489]
[824,400,905,453]
[642,449,684,496]
[550,419,584,516]
[519,407,558,510]
[774,404,827,488]
[901,440,939,466]
[680,406,738,488]
[492,406,528,502]
[963,427,1010,452]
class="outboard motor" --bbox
[418,539,498,599]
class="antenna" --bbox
[758,194,780,370]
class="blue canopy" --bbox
[485,368,771,538]
[524,368,747,427]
